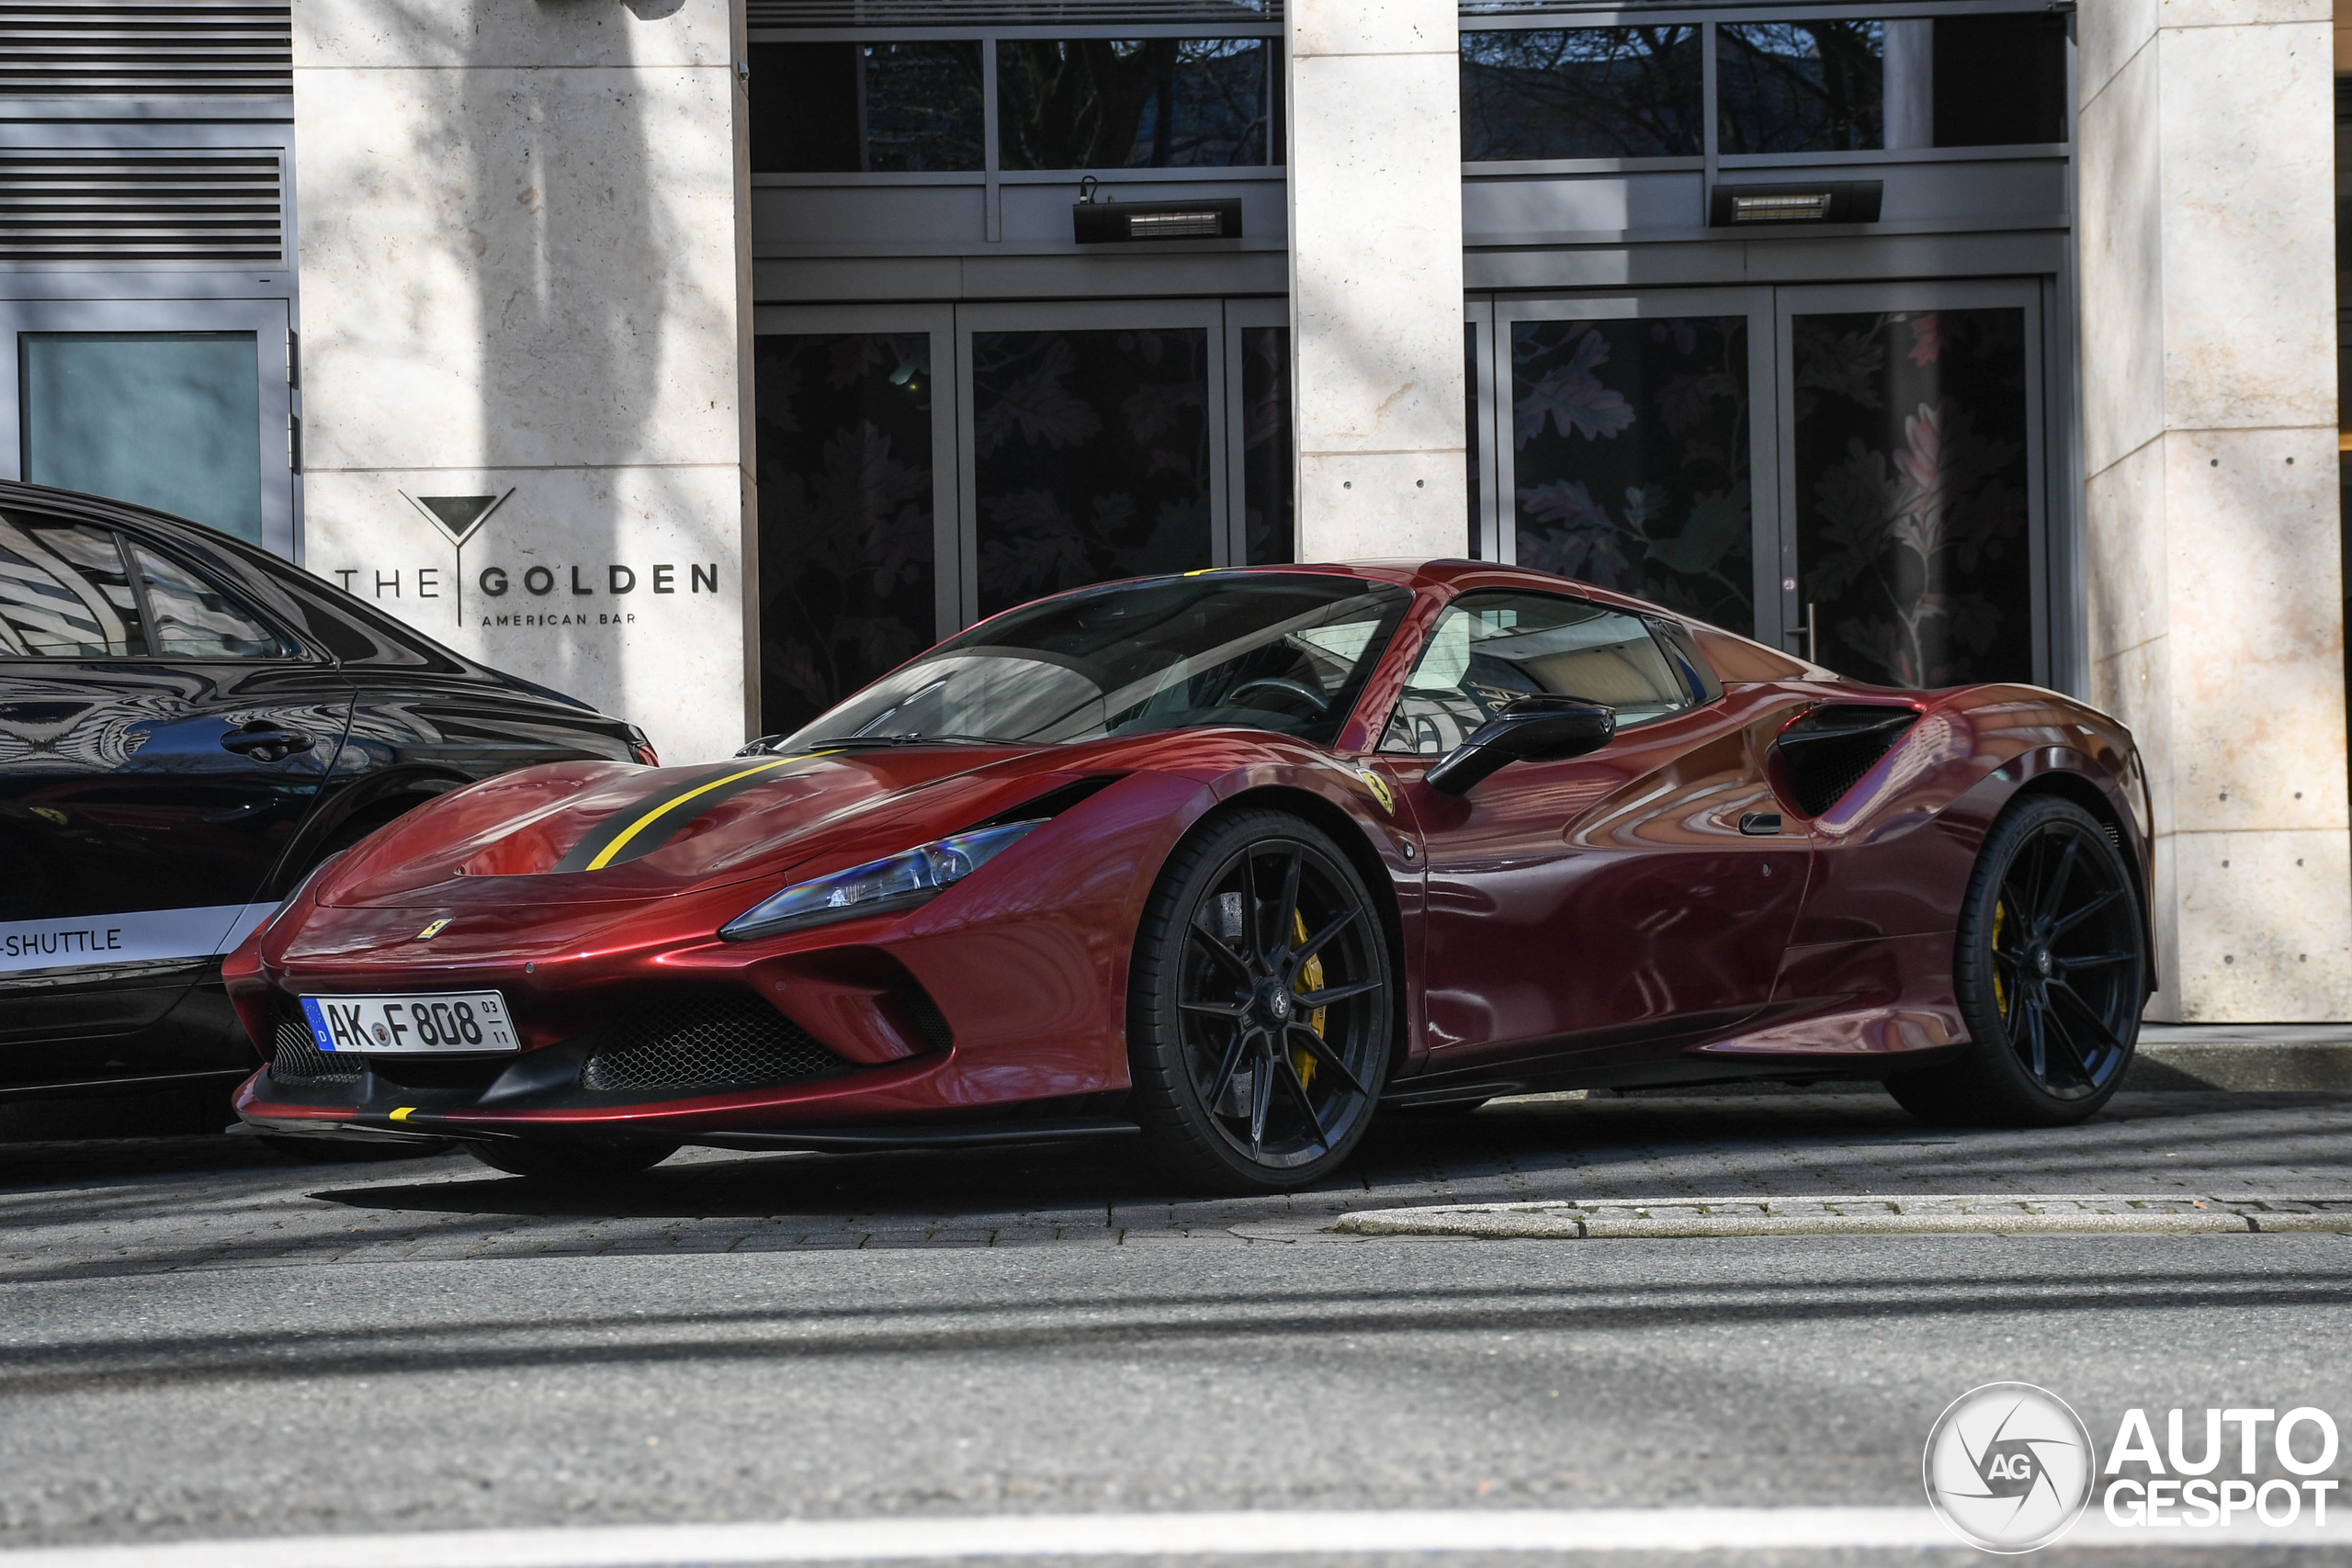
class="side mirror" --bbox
[1424,696,1616,795]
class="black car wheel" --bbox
[469,1140,680,1181]
[1888,795,2145,1126]
[1129,808,1393,1192]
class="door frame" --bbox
[0,296,297,560]
[752,302,964,646]
[1490,287,1785,649]
[1771,278,2048,677]
[1222,296,1287,569]
[955,297,1230,628]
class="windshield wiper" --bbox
[804,732,1030,749]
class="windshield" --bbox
[778,573,1414,750]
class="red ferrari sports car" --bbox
[227,561,2153,1191]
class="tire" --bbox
[469,1140,680,1181]
[1885,794,2146,1127]
[1128,807,1395,1193]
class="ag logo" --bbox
[1924,1382,2095,1552]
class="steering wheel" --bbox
[1227,677,1330,715]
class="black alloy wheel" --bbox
[469,1140,681,1182]
[1888,794,2146,1126]
[1129,808,1393,1192]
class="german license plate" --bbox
[299,991,518,1055]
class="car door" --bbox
[0,505,353,1086]
[1370,588,1812,1071]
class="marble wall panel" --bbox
[2083,434,2167,669]
[2167,829,2352,1019]
[2077,42,2165,477]
[2155,22,2337,432]
[293,65,743,473]
[2076,0,2160,105]
[2158,426,2348,835]
[1286,6,1465,561]
[296,0,734,71]
[304,465,752,766]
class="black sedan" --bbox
[0,479,650,1122]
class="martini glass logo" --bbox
[402,490,513,629]
[1923,1382,2095,1552]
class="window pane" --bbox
[998,39,1270,170]
[1461,28,1702,161]
[1933,15,2067,147]
[20,333,262,544]
[1511,316,1755,636]
[1240,325,1292,565]
[1790,308,2033,687]
[754,333,941,738]
[971,327,1213,616]
[130,545,282,658]
[1717,22,1884,154]
[749,42,984,174]
[0,515,145,658]
[1383,590,1686,753]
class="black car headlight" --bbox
[719,821,1043,942]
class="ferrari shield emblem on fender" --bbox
[415,918,451,941]
[1350,765,1394,816]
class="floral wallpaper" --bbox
[753,333,938,738]
[1792,308,2032,688]
[971,328,1213,618]
[1510,315,1755,634]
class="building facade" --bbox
[6,0,2345,1021]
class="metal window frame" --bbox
[751,302,965,647]
[1222,294,1285,565]
[0,294,297,559]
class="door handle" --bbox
[220,720,315,763]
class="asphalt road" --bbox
[3,1090,2351,1562]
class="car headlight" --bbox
[719,821,1043,942]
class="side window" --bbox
[1381,590,1690,755]
[129,545,285,658]
[0,513,148,658]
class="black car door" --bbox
[0,505,354,1088]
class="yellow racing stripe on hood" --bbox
[580,753,828,872]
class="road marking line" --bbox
[0,1508,2336,1567]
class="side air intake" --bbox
[582,996,854,1093]
[269,1009,362,1082]
[1773,705,1921,817]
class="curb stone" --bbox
[1328,1193,2352,1239]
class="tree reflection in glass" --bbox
[1717,22,1884,154]
[998,39,1271,169]
[1460,28,1702,161]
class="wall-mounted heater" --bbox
[1709,181,1883,227]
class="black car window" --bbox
[128,543,285,658]
[0,513,148,658]
[1380,589,1690,755]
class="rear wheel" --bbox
[469,1140,679,1182]
[1128,808,1394,1193]
[1886,795,2145,1126]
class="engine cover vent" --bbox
[1774,704,1921,817]
[582,996,853,1094]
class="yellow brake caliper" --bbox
[1292,910,1327,1089]
[1991,897,2008,1018]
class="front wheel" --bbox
[1127,808,1395,1193]
[469,1140,679,1182]
[1886,794,2146,1127]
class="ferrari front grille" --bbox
[269,1010,363,1083]
[581,996,852,1093]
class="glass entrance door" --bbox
[754,298,1283,732]
[1776,281,2044,687]
[1483,278,2049,685]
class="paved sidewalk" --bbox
[1329,1190,2352,1238]
[1,1089,2348,1279]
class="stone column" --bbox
[1285,0,1466,560]
[291,0,756,764]
[2077,0,2352,1019]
